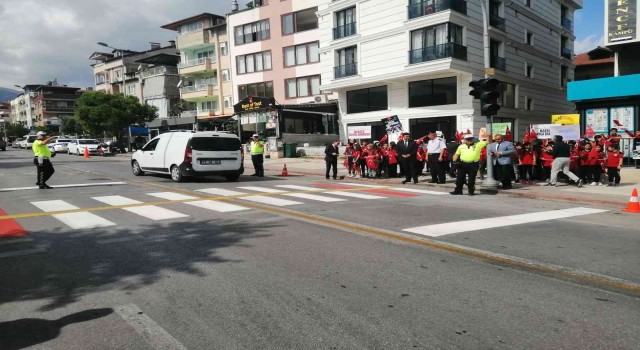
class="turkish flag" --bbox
[504,126,512,141]
[523,129,531,143]
[529,126,538,139]
[379,134,388,144]
[585,125,596,137]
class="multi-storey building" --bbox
[162,13,234,129]
[0,102,10,123]
[32,83,82,130]
[9,85,42,128]
[9,94,25,125]
[318,0,581,141]
[227,1,339,144]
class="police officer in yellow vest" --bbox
[249,133,265,177]
[451,134,487,196]
[32,131,58,189]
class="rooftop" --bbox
[161,13,225,31]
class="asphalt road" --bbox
[1,148,639,350]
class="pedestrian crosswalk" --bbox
[18,184,443,231]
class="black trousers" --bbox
[400,158,418,183]
[427,154,445,182]
[494,163,513,188]
[325,159,337,179]
[251,154,264,176]
[455,162,479,193]
[388,163,398,178]
[607,167,620,184]
[34,158,55,185]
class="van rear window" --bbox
[189,137,241,151]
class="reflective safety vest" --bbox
[250,140,264,155]
[32,140,51,158]
[455,141,486,162]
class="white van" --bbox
[20,134,38,149]
[131,131,244,182]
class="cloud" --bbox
[0,0,229,90]
[574,34,604,54]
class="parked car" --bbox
[12,138,24,148]
[47,144,57,157]
[67,139,100,155]
[20,134,38,149]
[51,138,73,153]
[131,131,244,182]
[0,139,6,151]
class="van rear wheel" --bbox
[171,165,184,182]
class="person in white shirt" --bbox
[426,132,447,183]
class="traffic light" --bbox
[469,78,501,116]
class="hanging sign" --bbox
[551,114,580,125]
[347,125,372,139]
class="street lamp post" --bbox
[97,42,126,95]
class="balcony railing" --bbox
[409,42,467,64]
[490,14,506,31]
[180,110,197,118]
[180,84,217,93]
[43,106,75,111]
[141,66,179,78]
[178,57,215,69]
[334,63,358,79]
[490,56,506,70]
[407,0,467,20]
[561,48,572,59]
[333,22,357,40]
[561,17,572,30]
[198,108,220,115]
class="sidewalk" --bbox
[251,156,640,208]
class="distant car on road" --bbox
[48,144,56,157]
[20,134,37,149]
[68,139,100,156]
[51,138,73,153]
[12,138,24,148]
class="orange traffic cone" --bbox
[83,147,90,158]
[623,188,640,213]
[281,164,288,176]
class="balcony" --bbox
[43,106,75,112]
[140,66,179,78]
[561,17,572,30]
[333,22,357,40]
[490,56,506,71]
[407,0,467,20]
[178,57,215,75]
[409,42,467,64]
[176,29,210,50]
[180,84,218,100]
[490,14,506,31]
[334,63,358,79]
[561,48,572,59]
[197,109,221,118]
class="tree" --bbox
[5,123,29,138]
[60,116,85,136]
[75,92,157,137]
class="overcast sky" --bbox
[0,0,229,91]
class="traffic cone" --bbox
[623,188,640,213]
[281,164,288,176]
[83,147,90,158]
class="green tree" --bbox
[60,116,85,135]
[75,92,157,137]
[5,123,29,138]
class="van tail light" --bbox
[184,146,192,163]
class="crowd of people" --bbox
[325,127,636,195]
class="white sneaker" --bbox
[590,182,598,186]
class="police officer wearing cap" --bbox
[450,134,487,196]
[32,131,57,189]
[249,133,265,177]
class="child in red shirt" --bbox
[519,142,536,184]
[605,145,624,186]
[578,142,593,183]
[540,141,555,182]
[387,143,398,178]
[588,145,605,185]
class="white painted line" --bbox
[237,186,287,193]
[0,182,127,192]
[389,187,447,195]
[195,188,247,196]
[282,193,346,202]
[187,200,249,213]
[147,192,197,201]
[116,303,188,350]
[92,196,189,221]
[403,207,608,237]
[276,185,322,191]
[238,195,303,207]
[340,183,385,188]
[0,247,47,259]
[329,191,386,200]
[31,200,116,230]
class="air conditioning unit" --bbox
[313,95,328,103]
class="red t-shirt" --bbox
[605,152,623,168]
[579,150,591,165]
[388,149,398,164]
[520,150,535,165]
[540,152,554,167]
[586,149,600,166]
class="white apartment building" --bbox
[9,85,42,128]
[318,0,582,141]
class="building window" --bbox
[127,84,136,95]
[196,50,214,59]
[335,46,358,78]
[409,23,465,64]
[282,7,318,35]
[524,0,531,8]
[220,42,229,56]
[408,77,457,108]
[234,20,270,45]
[500,82,516,108]
[283,42,319,67]
[560,66,568,87]
[334,7,356,40]
[525,63,534,78]
[346,86,388,114]
[525,30,534,45]
[222,69,231,82]
[200,100,218,112]
[285,75,321,98]
[238,81,274,99]
[236,51,272,74]
[223,96,232,109]
[179,21,204,35]
[95,75,106,85]
[526,97,534,111]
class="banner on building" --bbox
[551,114,580,125]
[606,0,637,45]
[585,108,609,134]
[347,125,372,139]
[381,115,403,133]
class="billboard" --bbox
[605,0,638,45]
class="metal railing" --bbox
[561,48,572,59]
[178,57,215,69]
[198,108,220,115]
[561,17,572,30]
[141,66,179,78]
[490,14,506,31]
[334,63,358,79]
[490,56,506,70]
[333,22,357,40]
[407,0,467,20]
[180,84,217,93]
[409,42,467,64]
